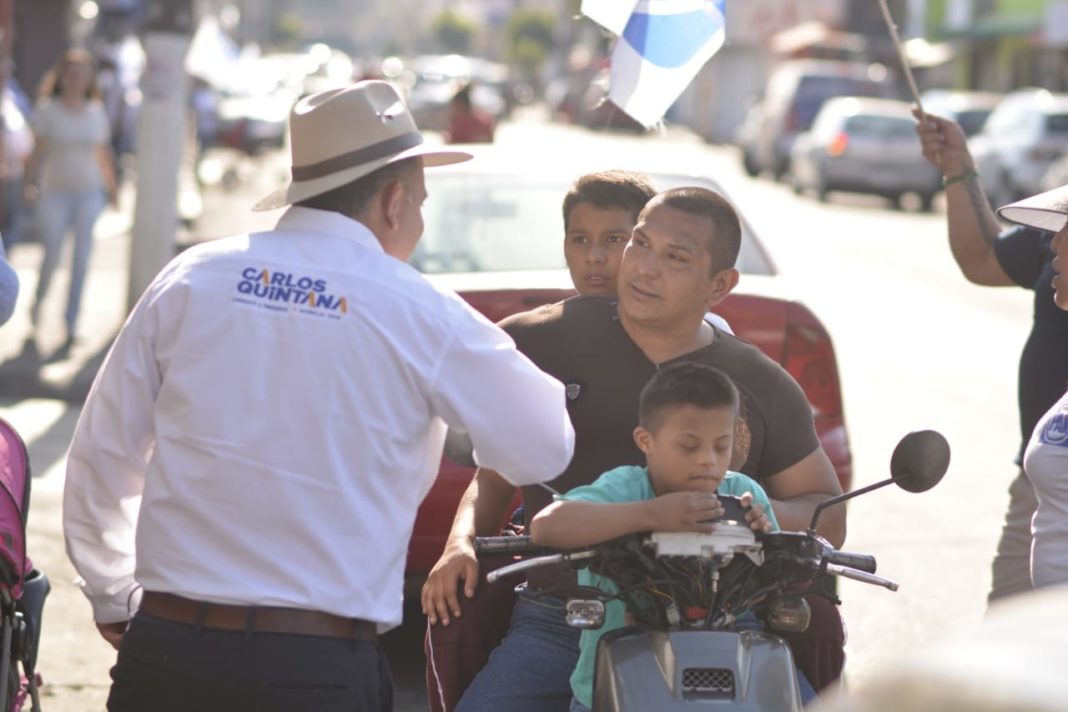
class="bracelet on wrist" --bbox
[942,169,979,187]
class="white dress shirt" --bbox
[63,207,574,628]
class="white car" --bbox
[969,88,1068,208]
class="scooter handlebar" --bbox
[824,550,877,574]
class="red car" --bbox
[405,154,851,591]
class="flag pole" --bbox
[877,0,925,119]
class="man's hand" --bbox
[421,537,480,627]
[739,492,773,533]
[647,491,724,533]
[913,109,972,176]
[96,621,127,650]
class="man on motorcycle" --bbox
[424,187,846,711]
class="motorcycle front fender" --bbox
[592,628,803,712]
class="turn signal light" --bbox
[826,132,849,157]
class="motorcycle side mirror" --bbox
[807,430,951,534]
[889,430,950,493]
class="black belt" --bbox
[139,591,377,641]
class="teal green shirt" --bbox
[562,465,779,708]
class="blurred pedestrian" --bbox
[24,49,116,348]
[444,84,495,144]
[62,80,575,712]
[915,110,1068,601]
[996,185,1068,588]
[0,240,17,326]
[0,65,35,252]
[190,77,219,181]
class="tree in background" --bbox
[505,8,556,89]
[430,10,476,55]
[272,12,304,50]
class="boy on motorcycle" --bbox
[531,362,816,710]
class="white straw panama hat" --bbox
[997,183,1068,233]
[253,80,472,211]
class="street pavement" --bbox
[0,145,425,710]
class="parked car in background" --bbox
[404,54,508,133]
[403,148,853,591]
[919,89,1000,137]
[1041,151,1068,192]
[736,100,764,176]
[790,97,942,210]
[969,88,1068,207]
[745,59,897,179]
[214,52,308,155]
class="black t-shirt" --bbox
[500,295,821,524]
[994,226,1068,462]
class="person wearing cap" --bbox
[996,186,1068,589]
[62,80,575,711]
[915,111,1068,603]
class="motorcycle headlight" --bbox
[767,594,811,633]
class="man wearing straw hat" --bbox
[62,80,575,711]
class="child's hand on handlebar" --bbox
[739,492,773,533]
[648,491,724,533]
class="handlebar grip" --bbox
[825,550,877,574]
[474,536,546,556]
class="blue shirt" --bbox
[562,465,779,707]
[0,241,18,327]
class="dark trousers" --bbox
[108,613,393,712]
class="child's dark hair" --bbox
[561,170,656,230]
[638,362,739,431]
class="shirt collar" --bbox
[273,206,385,254]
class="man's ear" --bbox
[381,178,404,231]
[706,267,739,308]
[633,426,653,454]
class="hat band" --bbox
[291,132,423,182]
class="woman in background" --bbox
[24,49,115,349]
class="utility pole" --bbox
[127,0,194,311]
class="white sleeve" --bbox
[62,291,162,624]
[428,314,574,487]
[705,311,733,335]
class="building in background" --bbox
[927,0,1068,92]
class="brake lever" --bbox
[825,563,899,591]
[486,550,599,584]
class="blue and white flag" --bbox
[606,0,726,128]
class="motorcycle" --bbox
[474,430,951,711]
